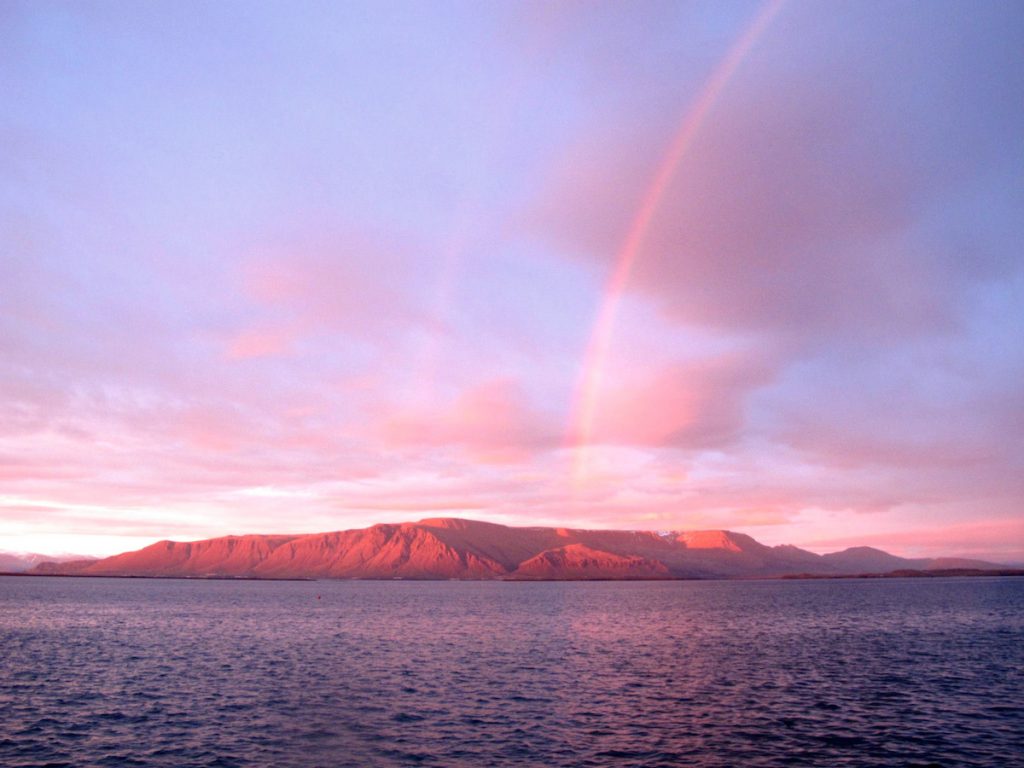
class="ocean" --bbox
[1,576,1022,767]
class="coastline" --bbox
[4,569,1021,582]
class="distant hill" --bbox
[1,552,97,573]
[26,518,1008,580]
[820,546,997,574]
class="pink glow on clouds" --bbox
[382,378,556,464]
[568,0,785,479]
[225,327,296,360]
[1,1,1022,561]
[588,355,773,449]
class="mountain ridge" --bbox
[26,518,1006,580]
[0,551,97,573]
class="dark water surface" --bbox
[1,576,1022,767]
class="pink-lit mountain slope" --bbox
[31,518,1005,580]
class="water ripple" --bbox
[1,577,1022,767]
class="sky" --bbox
[1,0,1022,561]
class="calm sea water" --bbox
[1,576,1022,767]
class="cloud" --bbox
[237,227,429,340]
[590,353,774,449]
[382,378,558,462]
[528,1,1023,346]
[224,327,297,360]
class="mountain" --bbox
[0,551,97,573]
[820,546,998,573]
[513,544,671,580]
[26,518,1007,580]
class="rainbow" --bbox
[568,0,785,480]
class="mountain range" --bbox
[25,518,1004,580]
[0,551,96,573]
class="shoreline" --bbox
[3,569,1022,583]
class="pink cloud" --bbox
[224,327,296,360]
[176,405,256,453]
[238,227,427,339]
[382,378,557,463]
[527,60,966,345]
[590,353,773,448]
